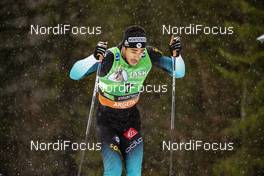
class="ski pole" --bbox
[77,62,101,176]
[171,56,176,130]
[169,35,180,176]
[169,56,176,176]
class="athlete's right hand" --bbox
[94,41,108,61]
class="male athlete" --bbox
[70,25,185,176]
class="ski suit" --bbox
[70,45,185,176]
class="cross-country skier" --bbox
[70,25,185,176]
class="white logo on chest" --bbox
[129,70,148,78]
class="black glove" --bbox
[94,41,108,60]
[169,36,181,57]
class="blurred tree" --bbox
[212,0,264,175]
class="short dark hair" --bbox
[124,25,146,37]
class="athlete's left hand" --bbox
[169,35,181,57]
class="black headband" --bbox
[122,25,147,48]
[123,36,147,48]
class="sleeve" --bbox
[69,50,115,80]
[69,54,99,80]
[98,50,114,77]
[147,46,185,78]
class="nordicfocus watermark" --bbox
[30,140,101,151]
[162,24,234,35]
[99,84,168,94]
[162,140,234,151]
[30,24,102,35]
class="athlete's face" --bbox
[123,47,145,66]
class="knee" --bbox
[125,142,143,176]
[102,145,123,176]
